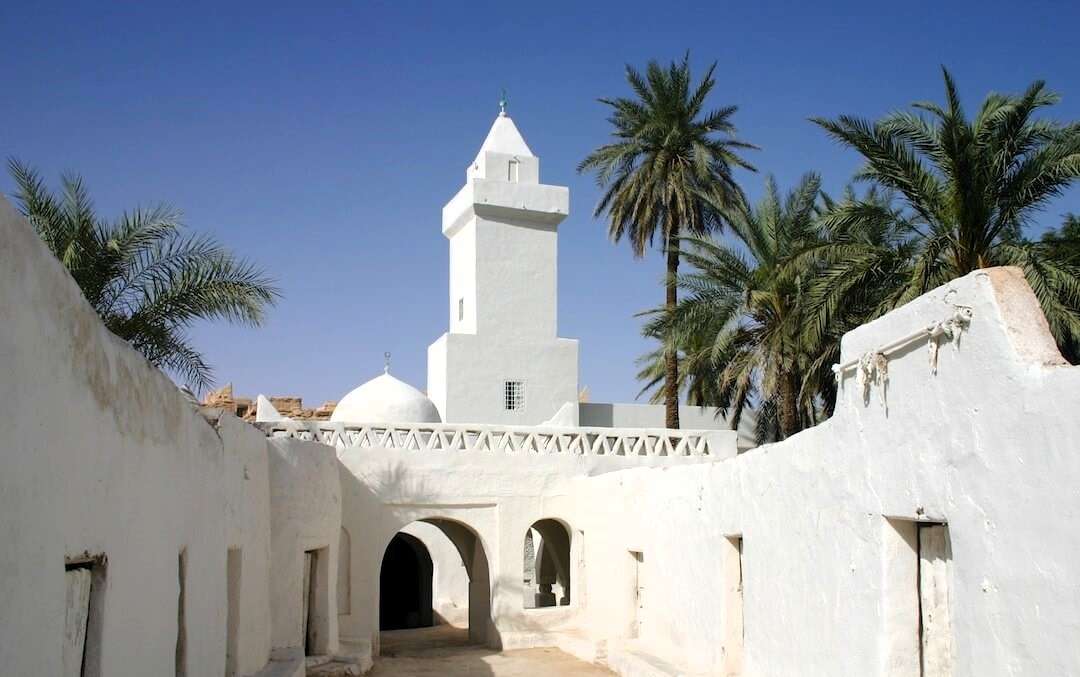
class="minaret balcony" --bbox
[442,179,569,237]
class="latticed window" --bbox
[504,380,525,411]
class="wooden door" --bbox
[919,524,953,676]
[63,568,91,677]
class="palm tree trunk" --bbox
[664,236,681,430]
[778,371,799,439]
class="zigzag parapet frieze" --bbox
[256,421,726,458]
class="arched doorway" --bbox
[523,519,572,608]
[379,533,433,630]
[378,518,492,647]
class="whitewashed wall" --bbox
[267,437,342,658]
[0,196,227,676]
[218,412,274,675]
[570,268,1080,676]
[0,196,338,677]
[334,438,728,662]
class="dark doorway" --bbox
[379,533,434,630]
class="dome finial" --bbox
[384,351,391,374]
[498,88,508,117]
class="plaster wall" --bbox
[218,412,274,675]
[568,268,1080,676]
[0,196,228,676]
[448,220,477,335]
[267,437,342,658]
[428,331,579,425]
[334,440,723,661]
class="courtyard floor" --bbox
[368,625,614,676]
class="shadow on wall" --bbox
[336,459,502,653]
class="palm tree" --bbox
[643,173,822,441]
[7,159,279,391]
[811,68,1080,359]
[795,184,920,412]
[579,55,756,428]
[1042,213,1080,264]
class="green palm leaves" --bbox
[8,159,280,391]
[579,55,757,428]
[636,68,1079,442]
[642,174,826,442]
[811,68,1080,359]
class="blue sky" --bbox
[3,1,1078,405]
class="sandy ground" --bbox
[368,625,613,676]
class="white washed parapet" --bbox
[256,421,731,457]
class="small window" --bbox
[458,298,464,322]
[504,380,525,411]
[508,158,520,182]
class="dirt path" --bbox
[368,626,613,677]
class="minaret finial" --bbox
[384,351,391,374]
[498,88,508,116]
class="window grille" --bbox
[504,380,525,411]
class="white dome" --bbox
[330,372,441,424]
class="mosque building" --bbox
[3,108,1079,677]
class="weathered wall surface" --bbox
[218,412,274,675]
[571,268,1080,676]
[0,196,228,676]
[267,437,342,657]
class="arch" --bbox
[523,518,572,608]
[379,533,433,630]
[377,517,493,645]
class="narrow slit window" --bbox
[504,380,525,411]
[508,158,520,182]
[458,297,464,322]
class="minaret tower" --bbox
[427,104,579,424]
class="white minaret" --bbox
[427,105,579,424]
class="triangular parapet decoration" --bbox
[255,421,732,459]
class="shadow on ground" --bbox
[369,626,612,676]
